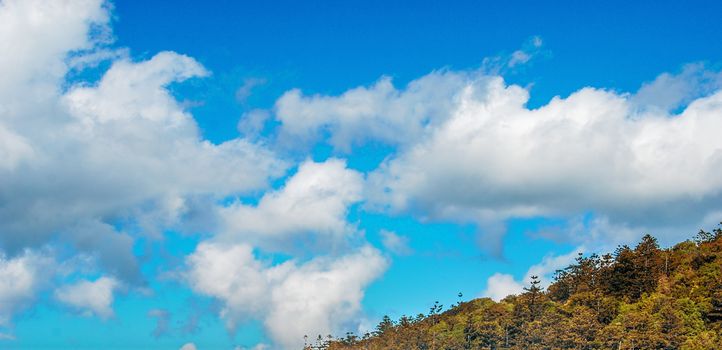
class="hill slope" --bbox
[309,225,722,350]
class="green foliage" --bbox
[318,223,722,350]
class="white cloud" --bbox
[363,71,722,247]
[64,51,210,124]
[264,246,387,348]
[0,251,53,326]
[0,0,290,331]
[218,159,363,252]
[482,273,524,302]
[274,71,471,152]
[379,229,412,256]
[271,56,722,248]
[0,0,107,173]
[186,159,375,348]
[185,243,268,320]
[185,243,388,349]
[55,276,120,319]
[0,47,286,278]
[0,0,286,287]
[0,0,109,99]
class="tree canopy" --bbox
[309,224,722,350]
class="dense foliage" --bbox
[306,225,722,349]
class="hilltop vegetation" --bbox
[306,225,722,350]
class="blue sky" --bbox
[1,0,722,349]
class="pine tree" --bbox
[374,315,394,336]
[524,275,543,321]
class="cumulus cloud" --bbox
[0,0,285,285]
[372,76,721,229]
[274,72,470,152]
[0,0,110,98]
[218,159,363,252]
[349,70,722,248]
[185,243,388,349]
[55,276,120,319]
[270,37,549,154]
[0,0,291,330]
[185,159,379,348]
[270,53,722,248]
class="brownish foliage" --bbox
[308,224,722,350]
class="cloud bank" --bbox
[0,0,292,340]
[272,61,722,249]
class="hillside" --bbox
[307,225,722,350]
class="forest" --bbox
[304,225,722,349]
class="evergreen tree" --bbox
[321,227,722,350]
[374,315,394,336]
[523,275,543,321]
